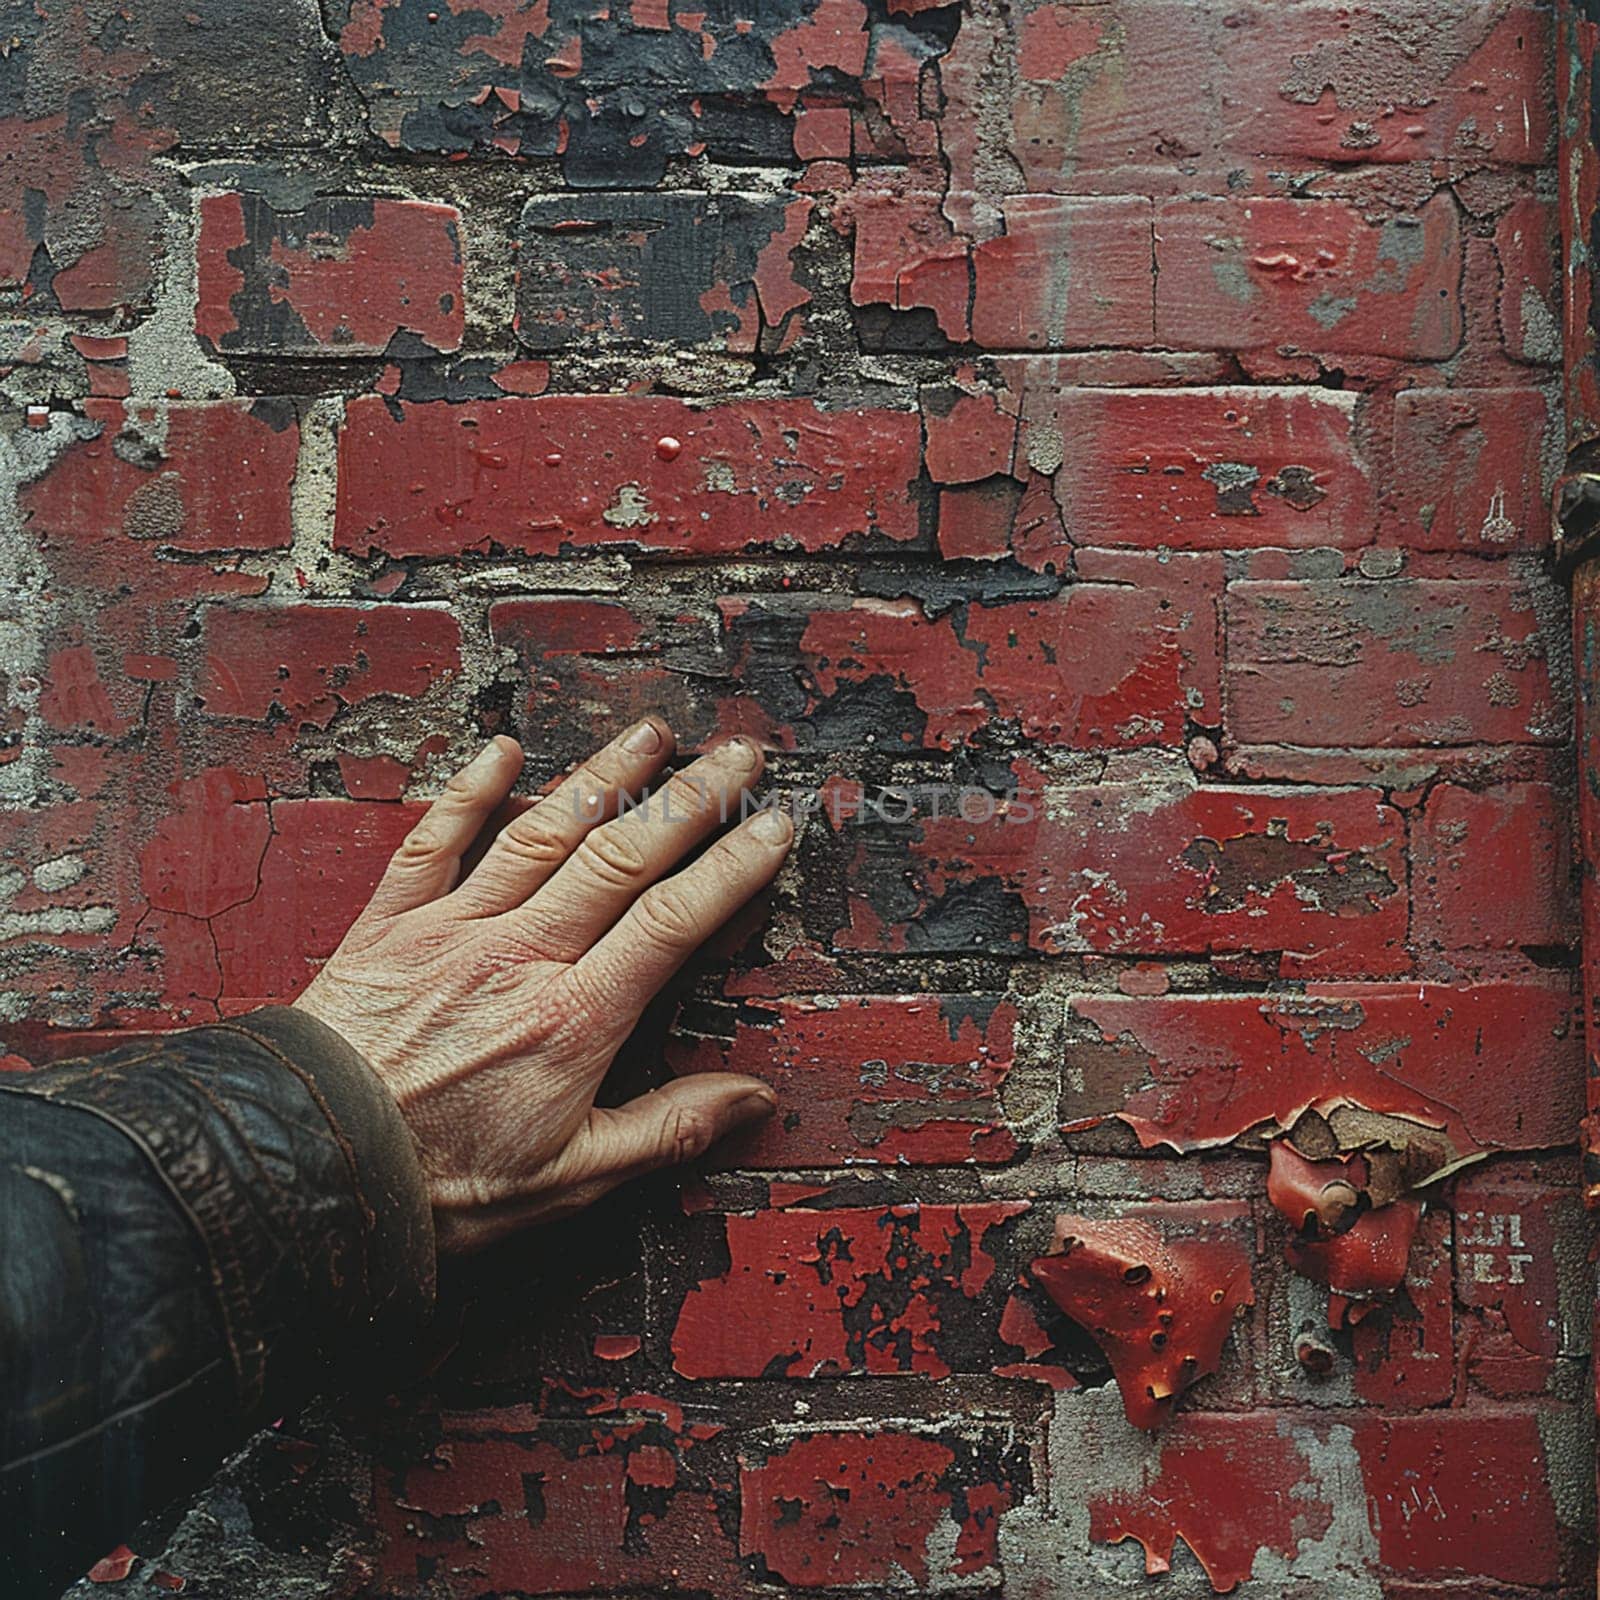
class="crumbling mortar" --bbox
[127,175,238,403]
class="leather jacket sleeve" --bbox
[0,1006,436,1595]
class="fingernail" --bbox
[737,1087,779,1119]
[469,737,508,770]
[751,806,793,845]
[623,719,662,754]
[724,737,761,770]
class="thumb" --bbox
[579,1073,777,1188]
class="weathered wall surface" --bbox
[1,0,1594,1594]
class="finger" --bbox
[566,1071,778,1192]
[365,737,523,917]
[452,716,676,917]
[569,805,793,1011]
[435,1074,778,1253]
[514,739,766,959]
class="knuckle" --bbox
[392,822,444,867]
[664,1105,714,1166]
[498,810,570,868]
[576,823,649,887]
[705,832,756,882]
[663,769,717,819]
[443,767,483,802]
[557,760,610,817]
[575,752,620,791]
[633,883,701,949]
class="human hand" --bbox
[293,720,791,1253]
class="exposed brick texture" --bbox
[1,0,1589,1595]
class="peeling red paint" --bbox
[1030,1207,1253,1429]
[6,0,1590,1589]
[739,1430,1015,1588]
[1064,981,1580,1166]
[666,996,1017,1167]
[198,605,462,728]
[197,194,465,356]
[87,1546,138,1583]
[672,1202,1027,1380]
[785,571,1217,749]
[375,1399,742,1594]
[1268,1141,1422,1321]
[1086,1418,1319,1592]
[832,783,1408,977]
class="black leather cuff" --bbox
[0,1006,435,1410]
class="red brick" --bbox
[1390,388,1554,551]
[139,768,271,921]
[1155,197,1462,359]
[847,175,972,341]
[1043,387,1374,551]
[20,398,298,555]
[1224,577,1564,747]
[936,477,1060,566]
[1063,980,1579,1158]
[921,387,1017,486]
[210,799,418,1009]
[969,196,1154,349]
[832,783,1407,977]
[1454,1174,1582,1361]
[334,396,921,557]
[671,1202,1027,1380]
[1349,1210,1455,1408]
[739,1428,1017,1587]
[667,995,1018,1167]
[1225,3,1552,168]
[1354,1410,1573,1584]
[944,4,1187,199]
[196,194,464,356]
[1496,196,1562,365]
[1412,782,1577,952]
[198,604,462,728]
[944,4,1550,200]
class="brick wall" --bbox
[2,0,1594,1594]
